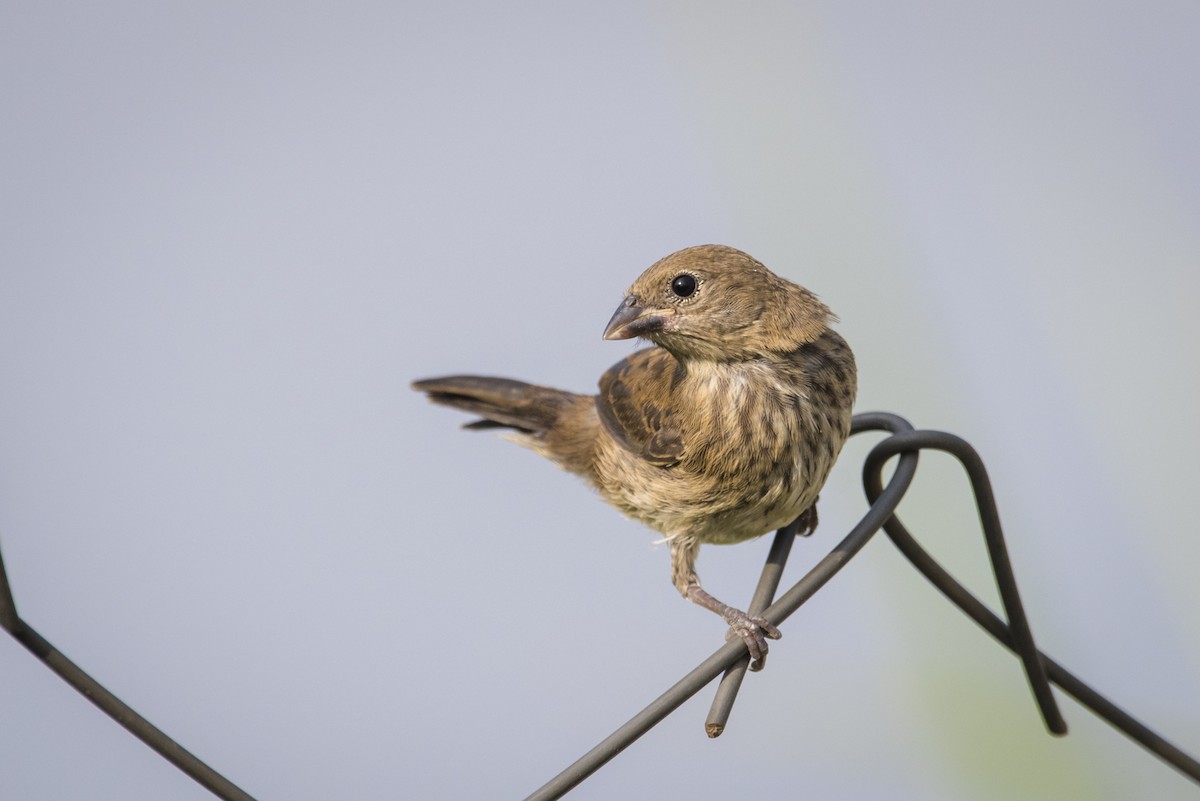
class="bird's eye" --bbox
[670,274,698,298]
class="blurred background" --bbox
[2,2,1197,799]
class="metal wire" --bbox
[1,410,1197,800]
[863,427,1066,734]
[0,546,258,801]
[704,522,796,736]
[862,428,1200,780]
[522,411,1200,799]
[522,412,921,801]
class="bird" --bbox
[412,244,856,668]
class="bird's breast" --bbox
[595,359,838,544]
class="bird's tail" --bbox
[411,375,581,437]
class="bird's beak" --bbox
[603,296,670,341]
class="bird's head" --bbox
[603,244,834,361]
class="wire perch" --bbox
[0,547,257,801]
[522,412,1200,800]
[1,411,1197,801]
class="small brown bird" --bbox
[413,245,856,667]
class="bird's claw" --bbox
[793,501,819,537]
[723,610,782,671]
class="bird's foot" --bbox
[793,500,819,537]
[722,608,782,671]
[685,580,783,670]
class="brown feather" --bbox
[597,348,686,467]
[412,376,576,435]
[413,244,857,666]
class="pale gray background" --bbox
[2,3,1198,800]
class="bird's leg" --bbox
[794,498,819,537]
[670,538,781,670]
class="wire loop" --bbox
[2,411,1196,801]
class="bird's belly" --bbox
[686,476,816,545]
[595,441,819,545]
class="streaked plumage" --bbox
[413,244,856,667]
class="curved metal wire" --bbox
[523,412,922,801]
[522,412,1200,800]
[0,547,258,801]
[863,428,1066,734]
[863,428,1200,780]
[1,411,1196,800]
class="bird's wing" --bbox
[596,347,685,468]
